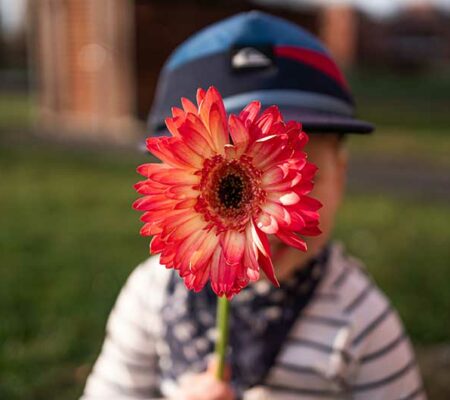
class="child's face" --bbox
[270,134,348,279]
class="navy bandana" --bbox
[160,246,329,397]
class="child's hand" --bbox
[174,359,235,400]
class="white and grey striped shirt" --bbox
[82,243,425,400]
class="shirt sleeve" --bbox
[349,306,426,400]
[81,260,166,400]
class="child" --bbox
[82,11,425,400]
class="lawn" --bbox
[0,141,449,399]
[1,69,449,398]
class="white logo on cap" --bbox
[232,47,272,69]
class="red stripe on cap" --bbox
[275,46,349,89]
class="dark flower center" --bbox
[196,154,266,233]
[218,174,244,209]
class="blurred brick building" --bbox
[30,0,450,143]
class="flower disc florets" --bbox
[133,86,321,298]
[196,155,266,234]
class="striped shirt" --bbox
[81,243,426,400]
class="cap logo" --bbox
[231,45,274,71]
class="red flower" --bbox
[134,87,321,298]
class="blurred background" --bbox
[0,0,449,398]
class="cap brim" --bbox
[280,107,375,134]
[225,105,375,134]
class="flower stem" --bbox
[214,295,230,380]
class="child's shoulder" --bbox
[295,242,406,364]
[122,255,173,310]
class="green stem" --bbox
[214,295,230,380]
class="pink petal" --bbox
[140,208,186,223]
[166,185,199,200]
[181,97,198,114]
[256,212,279,234]
[261,165,287,186]
[140,222,162,236]
[250,135,292,170]
[263,170,302,192]
[196,88,206,105]
[261,201,291,225]
[178,113,216,156]
[243,242,260,282]
[238,101,261,127]
[167,140,204,169]
[162,212,202,240]
[150,236,165,254]
[184,265,210,292]
[301,195,323,211]
[268,191,300,206]
[136,163,170,178]
[228,114,250,147]
[276,229,307,252]
[299,225,322,236]
[258,250,279,288]
[210,248,238,298]
[132,195,176,211]
[208,105,228,153]
[250,220,271,257]
[220,230,245,265]
[149,169,199,186]
[134,179,167,195]
[189,232,219,272]
[171,107,184,118]
[198,87,229,152]
[173,230,205,267]
[146,137,190,168]
[165,116,183,138]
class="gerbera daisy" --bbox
[133,86,321,299]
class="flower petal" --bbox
[181,97,198,114]
[136,163,171,178]
[150,169,199,186]
[165,116,183,138]
[229,114,250,148]
[261,201,291,225]
[198,87,228,152]
[178,113,216,157]
[250,220,271,257]
[268,191,300,206]
[210,247,240,298]
[140,222,162,236]
[258,250,279,288]
[166,140,204,169]
[146,137,191,168]
[238,100,261,127]
[220,230,245,265]
[276,229,307,252]
[196,88,206,105]
[150,235,165,254]
[132,195,176,211]
[256,212,279,234]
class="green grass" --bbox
[0,145,149,399]
[0,143,449,399]
[1,70,449,398]
[0,92,35,130]
[347,69,450,167]
[349,69,450,133]
[335,195,450,344]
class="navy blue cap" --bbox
[149,11,374,135]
